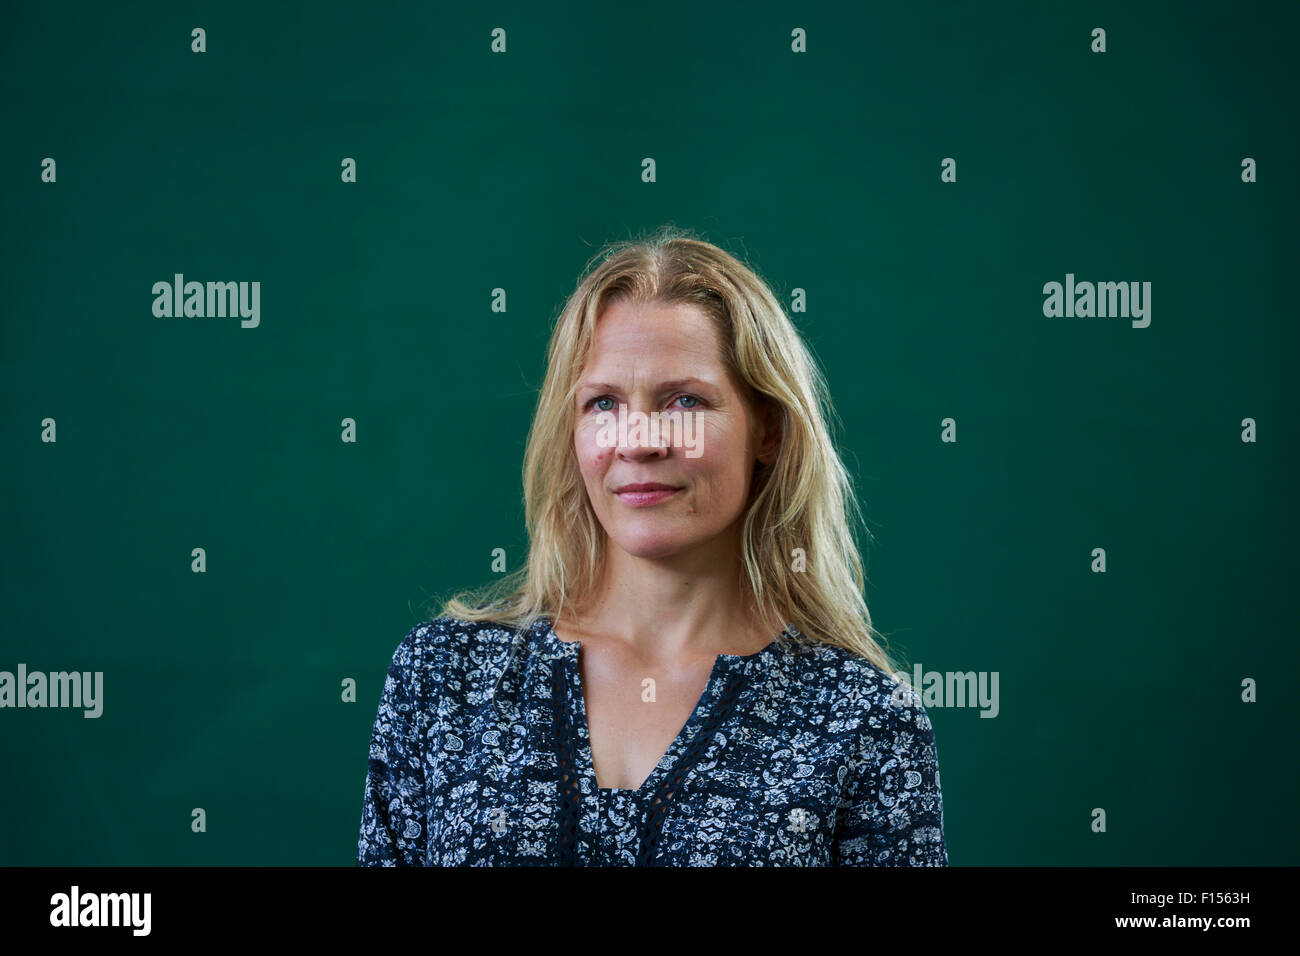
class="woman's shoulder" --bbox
[391,614,530,674]
[780,634,900,688]
[780,637,938,737]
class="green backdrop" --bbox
[2,0,1296,865]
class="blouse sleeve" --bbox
[834,682,948,866]
[357,626,430,866]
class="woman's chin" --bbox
[608,528,699,561]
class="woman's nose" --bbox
[615,406,672,457]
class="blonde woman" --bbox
[358,226,948,866]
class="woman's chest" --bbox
[421,657,851,866]
[580,650,719,792]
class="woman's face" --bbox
[573,299,779,561]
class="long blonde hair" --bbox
[435,224,908,680]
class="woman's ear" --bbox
[755,398,783,466]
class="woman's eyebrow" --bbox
[576,377,719,395]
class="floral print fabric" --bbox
[357,615,947,866]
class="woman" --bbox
[357,226,948,866]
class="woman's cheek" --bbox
[580,441,613,469]
[699,417,740,464]
[577,455,613,494]
[574,427,605,469]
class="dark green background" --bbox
[2,0,1296,865]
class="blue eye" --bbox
[585,394,702,412]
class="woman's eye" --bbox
[586,394,700,411]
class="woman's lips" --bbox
[615,488,681,507]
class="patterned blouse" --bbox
[357,614,948,866]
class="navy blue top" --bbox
[357,614,948,866]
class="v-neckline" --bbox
[542,619,779,797]
[571,640,733,796]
